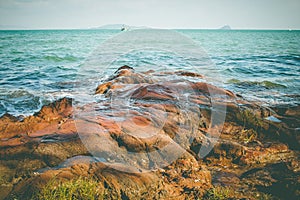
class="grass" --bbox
[258,193,273,200]
[203,186,274,200]
[203,186,235,200]
[36,177,106,200]
[241,128,258,144]
[15,176,275,200]
[35,176,164,199]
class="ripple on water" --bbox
[43,54,80,62]
[0,89,43,116]
[0,29,299,115]
[227,79,287,89]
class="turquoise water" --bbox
[0,29,299,116]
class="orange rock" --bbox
[95,81,112,94]
[0,97,75,147]
[131,84,175,100]
[175,70,204,78]
[191,82,235,98]
[2,66,300,199]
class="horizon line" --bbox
[0,27,299,31]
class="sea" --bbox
[0,29,299,116]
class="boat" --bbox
[121,25,126,31]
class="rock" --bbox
[131,84,175,100]
[9,154,211,200]
[0,97,74,145]
[1,66,299,199]
[175,71,204,78]
[114,65,134,73]
[0,97,89,199]
[34,97,73,120]
[239,143,293,166]
[95,81,113,94]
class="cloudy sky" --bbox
[0,0,299,29]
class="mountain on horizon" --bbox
[92,24,149,30]
[93,24,124,29]
[219,25,232,30]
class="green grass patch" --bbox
[203,186,235,200]
[203,186,274,200]
[36,177,106,200]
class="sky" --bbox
[0,0,299,30]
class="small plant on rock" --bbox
[36,176,106,200]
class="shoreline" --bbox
[1,29,299,119]
[1,66,299,199]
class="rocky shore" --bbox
[0,66,299,199]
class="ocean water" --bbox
[0,29,299,116]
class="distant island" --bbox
[91,24,149,30]
[91,24,233,30]
[219,25,232,30]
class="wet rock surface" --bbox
[0,66,299,199]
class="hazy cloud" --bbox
[0,0,299,29]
